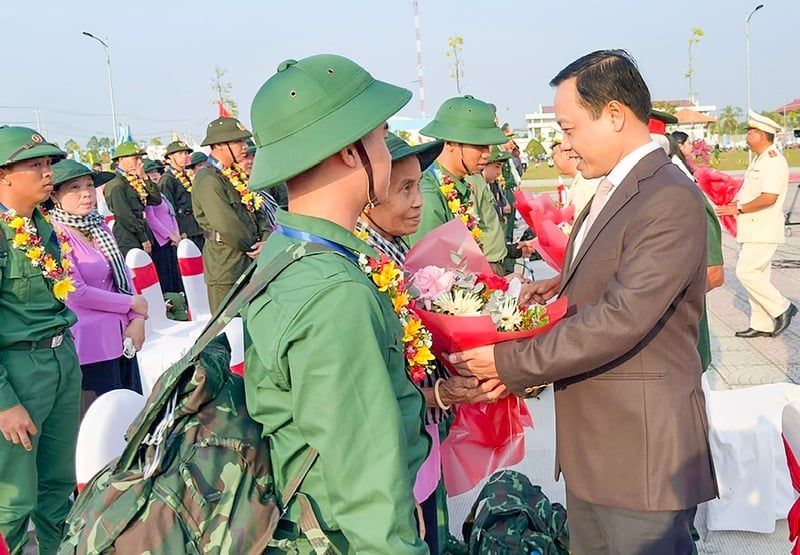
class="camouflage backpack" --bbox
[59,244,334,555]
[462,470,569,555]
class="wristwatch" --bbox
[736,202,744,214]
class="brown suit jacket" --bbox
[495,148,717,511]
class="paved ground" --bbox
[448,189,800,553]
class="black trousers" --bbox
[567,490,697,555]
[151,239,183,294]
[80,356,142,418]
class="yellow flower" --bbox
[242,192,252,203]
[52,277,75,300]
[9,216,24,229]
[471,227,483,240]
[354,229,369,241]
[440,183,455,195]
[61,258,71,271]
[403,317,423,343]
[372,261,401,292]
[392,291,409,312]
[43,257,58,272]
[412,345,435,366]
[447,200,461,213]
[60,241,72,255]
[459,214,470,224]
[26,246,43,261]
[12,232,30,248]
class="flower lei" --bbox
[439,173,483,246]
[358,253,436,384]
[174,168,192,193]
[126,173,148,205]
[0,209,75,301]
[221,164,262,213]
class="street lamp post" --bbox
[82,32,118,146]
[745,4,764,162]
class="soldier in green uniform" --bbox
[405,95,507,257]
[244,54,430,553]
[103,142,160,256]
[184,151,208,181]
[0,127,81,554]
[160,140,204,249]
[191,117,270,311]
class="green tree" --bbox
[396,130,412,143]
[64,139,80,153]
[652,101,677,114]
[211,66,238,117]
[445,35,465,94]
[525,138,545,159]
[713,105,743,135]
[150,137,163,146]
[686,27,704,102]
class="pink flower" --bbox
[412,265,455,301]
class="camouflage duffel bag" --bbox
[59,246,331,555]
[462,470,569,555]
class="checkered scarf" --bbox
[49,207,133,295]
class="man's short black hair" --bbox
[550,49,651,124]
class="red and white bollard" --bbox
[126,248,169,332]
[177,238,211,321]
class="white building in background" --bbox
[524,105,559,144]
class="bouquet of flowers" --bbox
[694,168,743,237]
[404,219,568,495]
[513,191,576,273]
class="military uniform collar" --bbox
[275,209,380,261]
[432,161,470,194]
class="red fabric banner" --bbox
[782,434,800,555]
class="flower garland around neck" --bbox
[173,167,192,193]
[1,209,75,300]
[221,163,262,213]
[126,172,148,205]
[439,173,483,246]
[357,252,436,384]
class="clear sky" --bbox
[2,0,797,147]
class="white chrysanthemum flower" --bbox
[432,289,484,315]
[488,294,522,331]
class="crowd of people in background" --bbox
[0,46,796,555]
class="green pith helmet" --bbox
[185,151,208,169]
[245,138,256,155]
[0,126,66,168]
[165,140,192,157]
[112,142,146,160]
[488,145,512,164]
[386,133,443,171]
[200,117,252,147]
[143,159,164,173]
[248,54,412,191]
[420,96,508,146]
[52,159,115,188]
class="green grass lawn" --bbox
[523,149,800,181]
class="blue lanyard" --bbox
[276,225,358,263]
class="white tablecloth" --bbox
[702,376,800,532]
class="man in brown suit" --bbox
[449,50,717,554]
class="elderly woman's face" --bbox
[368,155,424,238]
[52,175,96,216]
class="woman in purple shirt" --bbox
[47,160,149,417]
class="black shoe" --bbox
[773,303,798,337]
[735,328,773,338]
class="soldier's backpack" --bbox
[462,470,569,555]
[59,244,334,555]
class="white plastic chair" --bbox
[75,389,145,490]
[126,248,170,332]
[177,238,211,321]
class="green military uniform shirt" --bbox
[699,196,723,371]
[501,161,518,242]
[158,169,203,238]
[103,173,160,253]
[467,173,508,264]
[406,162,473,246]
[0,207,77,409]
[191,163,270,287]
[244,210,429,554]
